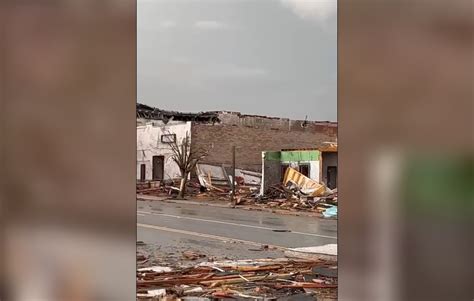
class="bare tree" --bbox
[168,131,208,199]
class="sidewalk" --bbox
[285,244,338,261]
[137,194,324,218]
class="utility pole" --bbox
[231,145,236,207]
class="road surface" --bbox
[137,199,337,262]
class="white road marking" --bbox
[137,210,337,240]
[137,223,289,250]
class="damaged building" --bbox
[261,143,337,196]
[136,103,337,182]
[137,120,192,181]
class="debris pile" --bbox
[243,185,337,216]
[236,167,337,216]
[137,179,203,197]
[281,168,327,197]
[137,180,163,195]
[137,258,337,300]
[137,166,337,217]
[195,163,261,200]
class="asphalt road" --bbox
[137,199,337,262]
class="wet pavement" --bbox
[137,199,337,263]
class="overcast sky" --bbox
[138,0,337,121]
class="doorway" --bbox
[140,164,146,181]
[322,151,337,188]
[299,164,310,177]
[152,155,165,180]
[327,166,337,189]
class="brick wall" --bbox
[191,113,337,171]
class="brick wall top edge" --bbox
[191,122,338,132]
[215,112,336,124]
[137,103,336,125]
[191,119,337,127]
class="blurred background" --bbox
[0,0,472,300]
[339,0,473,300]
[1,1,136,300]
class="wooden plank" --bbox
[200,273,294,287]
[275,283,337,289]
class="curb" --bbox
[137,194,325,218]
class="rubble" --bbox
[137,258,337,300]
[137,179,203,197]
[322,205,337,218]
[240,182,336,217]
[137,166,337,218]
[137,103,220,124]
[182,251,207,261]
[195,163,261,197]
[282,168,327,197]
[139,266,174,273]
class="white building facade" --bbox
[136,121,192,181]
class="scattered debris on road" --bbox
[182,250,207,261]
[137,258,337,300]
[248,245,269,252]
[137,179,337,219]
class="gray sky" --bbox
[138,0,337,121]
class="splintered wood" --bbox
[137,258,337,300]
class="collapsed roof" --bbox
[137,103,220,124]
[137,103,337,127]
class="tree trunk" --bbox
[178,173,188,199]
